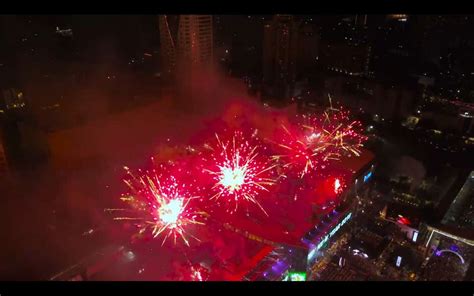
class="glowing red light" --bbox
[109,100,368,252]
[397,216,411,225]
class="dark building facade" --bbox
[262,15,299,100]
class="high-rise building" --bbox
[296,23,319,80]
[177,15,213,67]
[158,15,213,81]
[262,15,299,100]
[319,16,372,78]
[413,16,474,102]
[321,43,371,77]
[158,15,177,78]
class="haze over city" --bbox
[0,14,473,283]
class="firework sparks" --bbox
[175,262,209,281]
[190,265,208,281]
[273,106,366,178]
[203,131,277,215]
[273,123,318,178]
[107,98,367,254]
[108,166,205,246]
[192,269,203,281]
[334,178,342,194]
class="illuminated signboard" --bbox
[396,256,402,267]
[317,212,352,250]
[283,272,306,281]
[308,212,352,261]
[307,247,317,262]
[363,171,372,183]
[412,231,418,243]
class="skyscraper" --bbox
[319,16,372,78]
[158,15,177,79]
[262,15,299,100]
[296,22,319,80]
[159,15,213,81]
[177,15,213,67]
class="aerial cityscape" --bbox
[0,14,473,282]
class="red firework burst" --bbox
[107,166,206,246]
[202,131,277,215]
[273,107,366,178]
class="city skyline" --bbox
[0,14,473,286]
